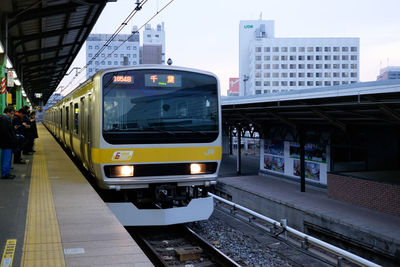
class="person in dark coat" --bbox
[28,111,38,152]
[0,107,17,179]
[12,109,27,164]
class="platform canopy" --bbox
[222,80,400,136]
[0,0,112,106]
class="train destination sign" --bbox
[113,75,134,84]
[144,74,182,87]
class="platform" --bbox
[0,124,152,267]
[216,154,400,266]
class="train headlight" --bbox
[114,165,134,177]
[190,163,206,174]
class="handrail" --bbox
[208,192,381,267]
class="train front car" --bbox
[95,66,221,226]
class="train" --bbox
[43,65,222,225]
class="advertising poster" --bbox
[290,142,326,163]
[265,140,284,156]
[264,155,285,173]
[293,160,320,181]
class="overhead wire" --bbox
[57,0,175,96]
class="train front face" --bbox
[93,66,221,190]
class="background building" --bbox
[377,66,400,80]
[239,19,360,96]
[86,30,140,79]
[85,23,166,78]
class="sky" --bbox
[59,0,400,96]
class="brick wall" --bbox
[328,173,400,216]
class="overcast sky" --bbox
[60,0,400,95]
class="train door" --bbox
[69,102,73,151]
[80,96,88,168]
[86,94,94,172]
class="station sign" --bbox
[7,71,14,87]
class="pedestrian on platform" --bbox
[28,111,38,152]
[12,108,27,164]
[0,107,17,179]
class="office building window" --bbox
[95,46,99,49]
[272,55,279,60]
[272,64,279,69]
[298,55,305,60]
[324,64,331,69]
[255,90,262,95]
[299,47,305,52]
[299,81,305,86]
[281,64,288,69]
[290,47,296,52]
[264,55,271,60]
[89,45,92,49]
[342,64,348,69]
[307,81,314,86]
[351,72,357,77]
[281,73,288,78]
[272,73,279,78]
[333,64,340,69]
[273,47,279,52]
[264,47,270,52]
[324,81,331,86]
[264,81,270,86]
[127,46,131,50]
[342,47,349,52]
[290,55,296,60]
[264,72,271,78]
[255,72,261,78]
[114,61,118,64]
[108,61,111,65]
[324,55,331,60]
[316,81,322,86]
[89,53,93,57]
[316,47,322,52]
[324,47,331,52]
[342,81,349,84]
[255,81,261,86]
[333,47,340,52]
[256,55,262,61]
[333,72,340,77]
[273,81,279,86]
[351,47,357,52]
[281,55,288,60]
[342,55,349,60]
[325,72,331,77]
[316,64,322,69]
[333,55,340,60]
[298,73,305,78]
[298,64,305,69]
[281,47,288,52]
[281,81,288,86]
[350,64,357,69]
[342,72,349,77]
[307,64,314,69]
[333,81,340,85]
[290,81,296,86]
[307,47,314,52]
[351,55,357,60]
[316,55,322,60]
[290,64,296,69]
[264,90,270,94]
[256,64,262,69]
[290,72,296,78]
[264,64,271,69]
[307,55,314,60]
[256,47,262,52]
[316,72,322,77]
[307,73,313,78]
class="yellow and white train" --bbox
[43,65,221,225]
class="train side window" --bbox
[60,109,63,127]
[66,107,69,130]
[74,103,79,134]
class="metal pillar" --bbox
[229,126,233,155]
[16,86,22,110]
[237,127,242,174]
[299,129,306,192]
[0,55,6,113]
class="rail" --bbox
[208,192,381,267]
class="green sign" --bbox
[244,25,254,29]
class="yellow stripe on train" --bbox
[91,146,222,164]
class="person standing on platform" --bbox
[22,106,33,155]
[28,111,38,152]
[0,107,17,179]
[12,108,27,164]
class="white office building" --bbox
[239,20,360,96]
[86,29,140,79]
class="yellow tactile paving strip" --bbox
[21,137,65,267]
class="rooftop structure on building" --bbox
[239,19,360,96]
[377,66,400,81]
[142,23,166,64]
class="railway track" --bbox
[128,225,240,267]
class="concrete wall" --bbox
[328,173,400,216]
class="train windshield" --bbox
[102,69,219,144]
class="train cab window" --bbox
[102,69,219,144]
[66,107,69,130]
[74,103,79,134]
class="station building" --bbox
[377,66,400,80]
[239,19,360,96]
